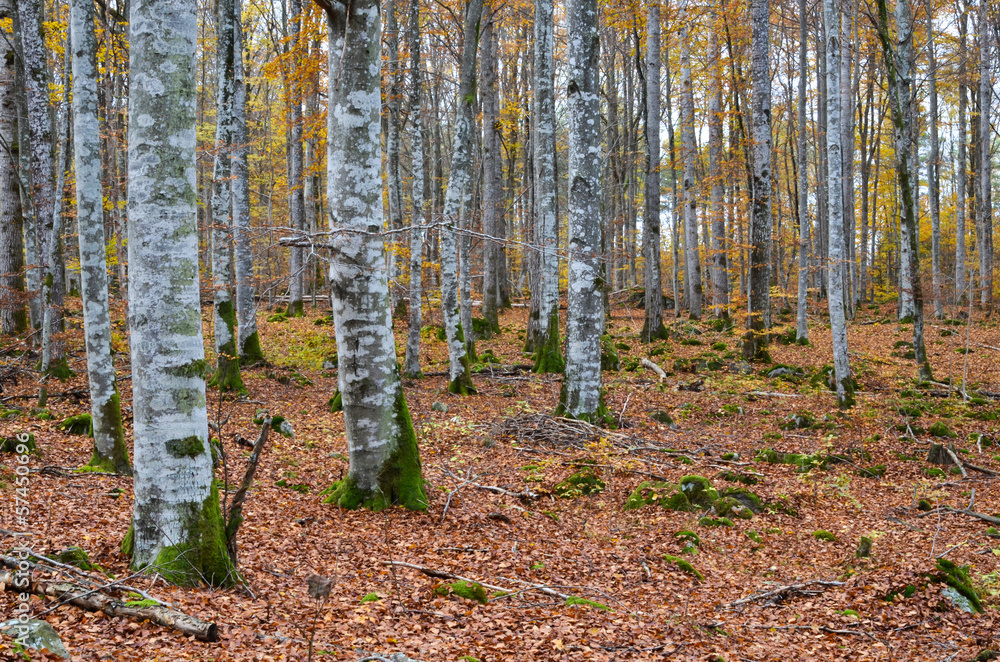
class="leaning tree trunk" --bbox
[955,5,968,304]
[70,0,131,474]
[743,0,772,362]
[795,0,810,343]
[708,25,728,321]
[402,0,425,379]
[641,0,667,341]
[826,0,855,406]
[287,0,305,317]
[0,0,27,336]
[925,0,943,318]
[557,0,604,422]
[978,0,993,314]
[233,0,263,366]
[530,0,563,372]
[319,0,426,512]
[679,22,703,320]
[480,18,502,339]
[438,0,485,395]
[874,0,933,383]
[123,0,236,587]
[208,0,243,393]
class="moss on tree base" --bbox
[323,383,427,511]
[239,330,266,366]
[287,299,305,318]
[641,318,670,343]
[532,312,564,374]
[86,388,131,475]
[328,390,343,413]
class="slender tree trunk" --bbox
[925,0,942,318]
[641,0,667,340]
[708,24,728,321]
[319,0,426,511]
[386,0,404,314]
[403,0,425,378]
[480,19,502,338]
[439,0,485,395]
[0,0,27,335]
[124,0,236,587]
[978,0,993,314]
[743,0,771,361]
[680,21,702,320]
[955,3,968,304]
[70,0,131,474]
[663,27,680,318]
[795,0,810,343]
[557,0,603,421]
[287,0,305,317]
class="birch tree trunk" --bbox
[438,0,484,395]
[743,0,771,361]
[874,0,933,383]
[320,0,426,511]
[708,24,728,321]
[955,4,968,304]
[480,18,502,338]
[70,0,131,474]
[530,0,563,371]
[641,0,667,341]
[287,0,305,317]
[679,21,703,320]
[557,0,604,422]
[403,0,424,378]
[0,0,27,335]
[233,0,263,365]
[825,0,854,406]
[925,0,942,318]
[123,0,236,587]
[977,0,993,314]
[209,0,243,393]
[795,0,810,343]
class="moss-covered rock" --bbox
[624,481,693,511]
[648,410,678,429]
[1,432,36,454]
[856,536,873,558]
[813,530,837,542]
[663,554,704,581]
[932,558,983,613]
[756,447,846,472]
[698,516,734,527]
[58,413,93,436]
[713,496,753,520]
[720,487,763,513]
[928,421,956,438]
[434,580,488,605]
[780,411,816,430]
[679,475,718,509]
[55,546,96,571]
[554,465,605,497]
[717,470,759,486]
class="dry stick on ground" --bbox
[380,561,515,595]
[225,416,272,561]
[727,580,846,608]
[944,448,968,478]
[640,357,666,381]
[917,505,1000,525]
[0,570,219,641]
[439,467,539,501]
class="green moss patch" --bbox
[928,421,956,438]
[1,432,36,454]
[698,516,734,527]
[756,447,847,472]
[813,530,837,542]
[165,435,206,459]
[360,592,381,604]
[679,475,718,509]
[932,558,983,613]
[564,596,612,611]
[624,481,693,511]
[554,465,605,497]
[663,554,704,581]
[434,580,488,604]
[55,546,96,571]
[58,413,93,436]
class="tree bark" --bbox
[795,0,810,343]
[403,0,425,378]
[480,18,502,338]
[925,0,942,318]
[0,0,27,335]
[955,2,968,304]
[977,0,992,314]
[641,0,667,341]
[287,0,305,317]
[680,21,702,320]
[708,20,728,321]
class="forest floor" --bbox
[2,294,1000,661]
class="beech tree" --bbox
[679,18,702,320]
[641,0,667,342]
[795,0,809,343]
[123,0,235,587]
[0,0,27,336]
[403,0,425,379]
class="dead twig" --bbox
[728,580,846,608]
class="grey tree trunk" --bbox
[287,0,305,317]
[977,0,992,313]
[795,0,810,343]
[403,0,424,378]
[70,0,131,474]
[955,5,968,304]
[320,0,426,511]
[124,0,235,587]
[209,0,243,393]
[438,0,484,395]
[0,0,27,335]
[825,0,854,406]
[480,18,503,339]
[708,26,728,321]
[530,0,562,371]
[233,0,263,365]
[385,0,404,314]
[743,0,771,361]
[874,0,933,382]
[679,22,702,320]
[925,0,942,318]
[641,1,667,341]
[557,0,603,421]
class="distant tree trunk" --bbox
[233,0,263,365]
[664,29,680,317]
[641,0,667,341]
[319,0,426,511]
[795,0,810,343]
[385,0,404,314]
[439,0,484,395]
[977,0,992,314]
[0,0,27,335]
[124,0,235,587]
[403,0,424,378]
[825,0,854,406]
[925,0,942,318]
[557,0,603,421]
[743,0,771,362]
[955,4,968,304]
[209,0,243,393]
[840,5,856,315]
[287,0,305,317]
[708,24,728,321]
[70,0,131,474]
[875,0,933,382]
[680,23,702,320]
[480,19,502,338]
[458,184,476,362]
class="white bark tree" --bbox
[708,23,728,321]
[557,0,604,422]
[642,0,668,341]
[955,4,968,304]
[287,0,305,317]
[795,0,810,343]
[70,0,131,474]
[977,0,992,313]
[123,0,235,586]
[679,19,702,320]
[438,0,484,395]
[319,0,426,511]
[403,0,425,379]
[0,0,27,336]
[925,0,943,318]
[480,18,503,338]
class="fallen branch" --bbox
[225,416,272,561]
[379,561,513,595]
[0,570,219,641]
[640,358,666,381]
[944,448,968,478]
[747,391,804,398]
[728,580,846,608]
[965,462,999,477]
